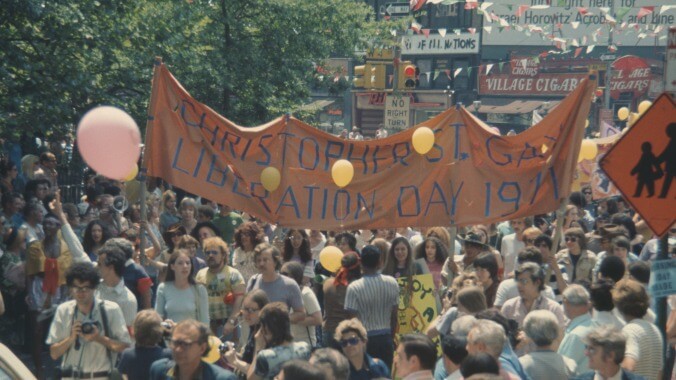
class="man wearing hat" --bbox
[459,231,491,273]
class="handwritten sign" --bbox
[384,95,410,130]
[649,259,676,298]
[144,63,594,229]
[395,274,438,337]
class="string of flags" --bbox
[402,1,674,54]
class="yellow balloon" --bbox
[411,127,435,155]
[123,164,138,181]
[331,159,354,188]
[585,119,590,129]
[638,100,652,114]
[319,246,344,272]
[577,151,586,163]
[260,167,281,192]
[617,107,629,121]
[627,112,640,127]
[203,335,223,364]
[580,139,598,160]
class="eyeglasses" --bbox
[584,345,597,355]
[205,250,221,256]
[565,236,578,242]
[71,286,93,293]
[242,307,260,314]
[288,236,304,241]
[169,339,198,349]
[524,238,535,245]
[340,337,361,347]
[516,278,532,285]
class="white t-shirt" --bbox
[500,233,524,276]
[291,286,321,346]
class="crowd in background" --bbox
[0,144,675,380]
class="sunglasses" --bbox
[565,237,578,242]
[340,337,361,347]
[242,307,260,314]
[169,339,198,349]
[205,250,220,256]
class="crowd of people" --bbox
[0,149,675,380]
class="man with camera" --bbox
[47,262,132,379]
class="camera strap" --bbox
[98,301,115,372]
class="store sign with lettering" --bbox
[510,57,540,77]
[478,72,587,96]
[610,56,652,99]
[401,34,479,55]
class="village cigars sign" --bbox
[479,70,588,96]
[144,64,594,230]
[479,55,651,98]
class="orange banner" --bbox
[144,64,595,229]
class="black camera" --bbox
[56,365,81,378]
[219,341,235,354]
[81,320,100,335]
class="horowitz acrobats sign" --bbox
[144,64,594,229]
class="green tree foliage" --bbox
[0,0,374,140]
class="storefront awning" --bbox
[477,98,559,114]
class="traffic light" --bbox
[353,63,373,89]
[397,61,419,90]
[371,63,386,90]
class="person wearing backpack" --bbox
[47,262,131,379]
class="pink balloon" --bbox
[77,106,141,180]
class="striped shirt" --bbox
[344,274,399,335]
[623,318,663,380]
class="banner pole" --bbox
[138,56,163,265]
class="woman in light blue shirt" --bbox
[155,249,209,325]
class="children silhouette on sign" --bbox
[656,123,675,198]
[630,123,675,199]
[630,142,662,197]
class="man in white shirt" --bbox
[96,246,138,333]
[500,217,531,277]
[48,262,131,379]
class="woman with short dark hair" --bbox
[247,302,311,380]
[473,252,499,308]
